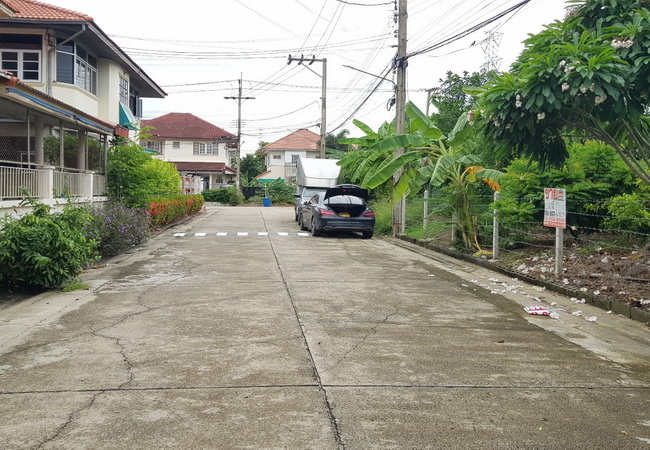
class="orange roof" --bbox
[142,113,235,140]
[263,129,320,152]
[3,0,93,21]
[172,162,236,174]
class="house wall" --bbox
[97,59,124,125]
[264,149,320,182]
[157,139,229,164]
[51,82,99,117]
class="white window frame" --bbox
[1,50,41,82]
[172,141,180,149]
[119,77,129,105]
[291,154,300,165]
[193,142,214,155]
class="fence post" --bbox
[492,191,500,260]
[555,227,564,278]
[451,210,457,242]
[40,166,54,200]
[423,190,429,232]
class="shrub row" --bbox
[149,194,205,228]
[85,202,150,257]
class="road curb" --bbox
[397,235,650,326]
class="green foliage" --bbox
[143,159,181,198]
[148,195,205,228]
[0,200,98,291]
[106,141,180,207]
[202,187,244,206]
[106,142,155,207]
[326,129,351,152]
[265,179,294,204]
[44,133,103,171]
[240,150,267,183]
[429,71,491,134]
[61,280,90,292]
[603,192,650,234]
[474,0,650,185]
[368,199,393,236]
[85,202,150,257]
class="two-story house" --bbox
[0,0,165,213]
[141,113,237,190]
[259,129,321,184]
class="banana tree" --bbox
[338,101,502,250]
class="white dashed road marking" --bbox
[171,232,310,237]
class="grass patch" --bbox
[61,280,90,292]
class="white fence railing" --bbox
[0,164,46,199]
[1,161,105,201]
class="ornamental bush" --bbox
[85,202,150,257]
[0,201,98,291]
[201,187,244,206]
[149,194,205,228]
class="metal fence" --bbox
[406,191,650,309]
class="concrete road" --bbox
[1,205,650,449]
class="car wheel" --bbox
[294,209,298,221]
[311,219,321,237]
[299,215,307,231]
[362,230,374,239]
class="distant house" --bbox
[260,129,320,184]
[140,113,238,190]
[0,0,166,213]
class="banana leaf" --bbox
[364,151,424,189]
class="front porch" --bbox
[0,79,116,217]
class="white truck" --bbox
[294,157,341,220]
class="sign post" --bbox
[544,188,566,278]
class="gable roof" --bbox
[142,113,236,140]
[0,0,164,98]
[3,0,93,20]
[263,129,320,153]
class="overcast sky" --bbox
[50,0,570,152]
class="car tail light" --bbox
[362,210,375,218]
[318,208,337,216]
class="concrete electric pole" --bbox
[225,74,255,190]
[393,0,408,236]
[288,54,327,158]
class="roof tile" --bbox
[264,129,320,152]
[142,113,236,140]
[172,162,235,173]
[4,0,93,21]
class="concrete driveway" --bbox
[1,205,649,449]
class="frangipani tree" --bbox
[473,0,650,185]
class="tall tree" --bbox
[239,150,267,182]
[474,0,650,186]
[429,71,490,135]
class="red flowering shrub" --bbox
[149,194,204,228]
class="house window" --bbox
[56,39,97,94]
[216,175,223,184]
[0,34,41,81]
[119,77,129,105]
[141,141,161,153]
[291,155,300,165]
[172,142,180,149]
[273,155,281,159]
[129,85,141,117]
[193,142,214,155]
[1,50,41,81]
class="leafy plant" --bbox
[202,187,244,205]
[148,194,205,228]
[264,179,294,204]
[0,198,98,291]
[85,202,150,257]
[603,192,650,235]
[474,0,650,186]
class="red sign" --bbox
[543,188,566,229]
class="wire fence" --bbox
[405,191,650,309]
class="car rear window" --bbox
[324,195,364,205]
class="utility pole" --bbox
[225,73,255,190]
[288,54,327,158]
[393,0,408,236]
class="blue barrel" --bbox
[263,197,271,207]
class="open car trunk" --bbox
[325,197,367,217]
